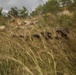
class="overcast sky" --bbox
[0,0,47,13]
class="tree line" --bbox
[0,6,28,18]
[31,0,76,16]
[0,0,76,17]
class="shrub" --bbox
[58,15,73,26]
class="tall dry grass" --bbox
[0,13,76,75]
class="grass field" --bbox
[0,14,76,75]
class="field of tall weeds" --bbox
[0,14,76,75]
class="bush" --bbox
[58,15,73,26]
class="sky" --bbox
[0,0,47,13]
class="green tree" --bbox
[8,7,19,17]
[31,5,43,16]
[19,6,28,17]
[58,0,72,8]
[42,0,60,14]
[8,6,28,18]
[0,7,3,16]
[31,0,60,15]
